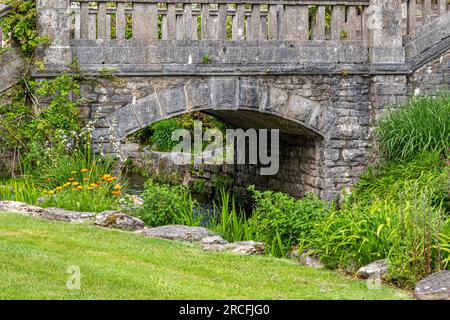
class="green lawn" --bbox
[0,213,410,300]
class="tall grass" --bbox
[209,188,253,242]
[377,92,450,161]
[301,153,450,288]
[0,178,42,204]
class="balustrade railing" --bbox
[402,0,449,35]
[69,0,372,42]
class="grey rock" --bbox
[202,238,265,255]
[225,241,265,255]
[356,259,388,279]
[137,225,213,242]
[0,201,95,223]
[95,211,144,231]
[299,251,325,269]
[201,235,230,252]
[415,271,450,300]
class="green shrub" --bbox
[150,119,182,152]
[247,186,333,257]
[302,153,450,288]
[40,186,120,213]
[377,92,450,161]
[136,178,200,226]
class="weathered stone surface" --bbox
[136,225,213,242]
[0,201,94,223]
[415,271,450,300]
[299,251,325,269]
[356,259,388,279]
[94,211,144,231]
[226,241,265,255]
[201,236,265,255]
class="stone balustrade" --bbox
[69,0,371,42]
[403,0,449,36]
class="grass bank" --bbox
[0,213,409,300]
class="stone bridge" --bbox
[1,0,450,199]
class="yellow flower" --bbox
[90,183,97,188]
[56,186,63,191]
[48,190,55,195]
[77,185,84,190]
[63,182,71,187]
[113,185,122,190]
[83,178,89,182]
[68,178,75,181]
[72,182,79,186]
[80,168,89,173]
[111,191,121,196]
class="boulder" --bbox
[0,201,94,223]
[201,235,229,251]
[299,251,325,269]
[225,241,265,255]
[201,236,265,255]
[415,271,450,300]
[95,211,144,231]
[137,225,213,242]
[356,259,388,279]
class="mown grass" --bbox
[0,213,410,300]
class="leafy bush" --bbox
[377,92,450,161]
[247,186,333,257]
[149,119,182,152]
[40,185,120,213]
[0,0,49,56]
[301,153,450,288]
[136,178,200,226]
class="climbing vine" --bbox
[0,0,48,56]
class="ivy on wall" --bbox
[0,0,48,56]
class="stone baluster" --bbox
[133,3,158,41]
[89,13,96,39]
[98,2,107,39]
[80,2,89,39]
[176,10,184,39]
[216,4,227,40]
[201,4,210,40]
[184,4,196,40]
[248,4,260,40]
[438,0,447,16]
[422,0,432,24]
[267,4,279,40]
[331,5,343,40]
[116,2,126,40]
[167,3,176,40]
[347,6,358,39]
[407,0,416,35]
[232,4,245,40]
[285,5,308,40]
[314,5,326,40]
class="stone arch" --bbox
[100,77,337,141]
[92,76,344,199]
